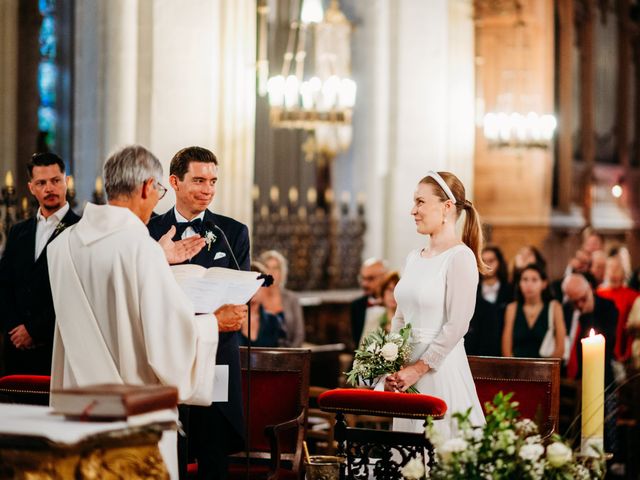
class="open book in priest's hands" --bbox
[171,265,263,314]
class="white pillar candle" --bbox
[581,328,605,456]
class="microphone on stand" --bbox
[203,220,252,475]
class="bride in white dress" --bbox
[385,171,487,440]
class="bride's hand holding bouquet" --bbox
[345,324,419,393]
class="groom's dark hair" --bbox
[170,146,218,180]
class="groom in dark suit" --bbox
[148,146,249,479]
[0,153,80,375]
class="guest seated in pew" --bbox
[241,262,287,348]
[350,258,388,347]
[596,253,638,363]
[502,263,566,359]
[562,273,618,454]
[259,250,305,347]
[511,244,546,292]
[359,271,400,344]
[466,245,512,356]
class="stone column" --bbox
[73,0,256,225]
[0,0,18,177]
[347,0,475,270]
[557,0,575,213]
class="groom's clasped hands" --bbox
[214,304,247,332]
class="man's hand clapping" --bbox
[158,226,206,264]
[214,304,247,332]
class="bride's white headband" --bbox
[426,171,457,203]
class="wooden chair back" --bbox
[230,347,311,479]
[468,356,561,438]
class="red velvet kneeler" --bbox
[318,388,447,419]
[0,375,51,406]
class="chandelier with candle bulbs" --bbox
[481,1,557,149]
[259,0,356,155]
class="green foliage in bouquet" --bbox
[345,324,418,393]
[407,392,606,480]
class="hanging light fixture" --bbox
[481,1,556,149]
[265,0,356,154]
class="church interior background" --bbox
[2,0,640,477]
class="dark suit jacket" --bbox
[562,294,618,387]
[350,295,369,347]
[0,208,81,375]
[148,208,250,271]
[147,207,250,452]
[465,281,513,356]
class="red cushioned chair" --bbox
[468,356,561,438]
[318,388,447,479]
[0,375,51,406]
[225,347,311,480]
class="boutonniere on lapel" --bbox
[53,221,67,236]
[203,230,217,251]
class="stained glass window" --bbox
[38,0,58,150]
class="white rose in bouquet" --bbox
[518,443,544,462]
[381,342,399,361]
[400,455,425,479]
[546,441,572,467]
[440,437,468,463]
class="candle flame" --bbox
[95,176,103,195]
[5,171,14,188]
[589,328,596,337]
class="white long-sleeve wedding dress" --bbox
[392,244,485,439]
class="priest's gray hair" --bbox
[103,145,163,199]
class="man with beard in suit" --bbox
[0,153,80,375]
[148,146,249,479]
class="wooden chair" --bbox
[468,356,561,438]
[306,386,336,455]
[0,375,50,406]
[318,389,447,479]
[227,347,311,480]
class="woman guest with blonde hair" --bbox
[259,250,305,347]
[385,171,486,439]
[241,262,286,347]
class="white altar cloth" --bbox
[0,403,176,446]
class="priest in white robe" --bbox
[47,145,235,478]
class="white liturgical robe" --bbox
[47,203,219,478]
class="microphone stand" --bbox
[208,223,251,479]
[207,223,273,479]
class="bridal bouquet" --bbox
[345,324,418,393]
[401,392,605,480]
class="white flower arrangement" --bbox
[401,392,606,480]
[345,324,417,393]
[401,454,427,480]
